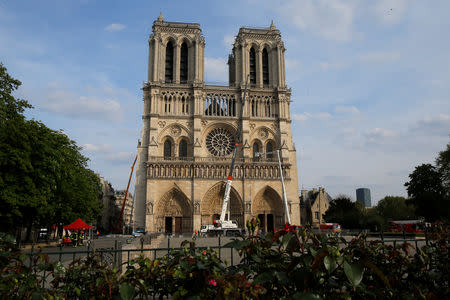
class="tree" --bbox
[0,62,102,239]
[404,164,448,222]
[323,195,363,229]
[436,140,450,195]
[376,196,416,221]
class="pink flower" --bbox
[209,279,217,287]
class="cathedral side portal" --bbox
[134,15,300,233]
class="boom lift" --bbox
[206,75,250,235]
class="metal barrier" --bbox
[25,236,241,271]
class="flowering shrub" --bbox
[0,225,448,299]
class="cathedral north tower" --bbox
[134,15,300,233]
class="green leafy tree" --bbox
[404,164,448,221]
[323,195,363,229]
[376,196,416,221]
[0,62,102,239]
[362,208,385,231]
[436,140,450,195]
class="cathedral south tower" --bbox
[134,15,300,233]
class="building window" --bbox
[315,211,319,220]
[165,41,174,83]
[206,128,235,157]
[164,140,172,159]
[266,142,273,160]
[262,48,269,86]
[253,142,260,161]
[179,140,187,159]
[164,95,171,113]
[249,47,256,85]
[180,42,188,83]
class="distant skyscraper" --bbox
[356,188,371,207]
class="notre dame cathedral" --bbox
[133,14,300,234]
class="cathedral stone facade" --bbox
[134,15,300,234]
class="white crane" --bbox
[216,75,250,230]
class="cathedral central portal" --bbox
[133,15,300,233]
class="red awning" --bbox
[63,218,93,229]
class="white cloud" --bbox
[292,112,331,122]
[82,144,113,153]
[319,61,346,71]
[372,0,408,25]
[286,59,300,70]
[38,83,124,122]
[279,0,357,42]
[105,23,126,31]
[358,51,400,64]
[364,128,396,143]
[412,114,450,136]
[223,34,235,50]
[106,151,135,163]
[335,105,360,114]
[339,127,357,137]
[204,57,228,82]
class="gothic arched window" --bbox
[249,47,256,85]
[164,139,172,159]
[266,141,274,160]
[165,41,174,83]
[179,139,187,159]
[180,42,188,83]
[262,48,269,86]
[253,142,260,161]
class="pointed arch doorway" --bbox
[201,182,244,227]
[252,186,285,232]
[155,188,193,234]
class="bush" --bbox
[0,225,448,299]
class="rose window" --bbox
[206,128,235,156]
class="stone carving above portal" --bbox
[194,201,200,214]
[146,202,153,215]
[249,123,256,131]
[171,125,181,137]
[201,120,208,127]
[149,136,158,146]
[245,201,251,213]
[259,128,268,140]
[158,121,166,128]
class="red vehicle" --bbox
[319,223,342,234]
[388,220,425,233]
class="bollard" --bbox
[30,244,34,268]
[167,236,170,254]
[114,240,118,267]
[59,243,63,262]
[218,236,221,260]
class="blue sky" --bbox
[1,0,449,204]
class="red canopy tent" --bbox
[63,218,93,230]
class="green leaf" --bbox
[251,254,262,263]
[275,271,289,284]
[281,233,293,250]
[344,261,364,287]
[292,292,322,300]
[254,271,274,284]
[310,248,318,258]
[31,292,43,300]
[120,283,135,300]
[323,256,336,273]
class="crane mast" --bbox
[219,75,250,224]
